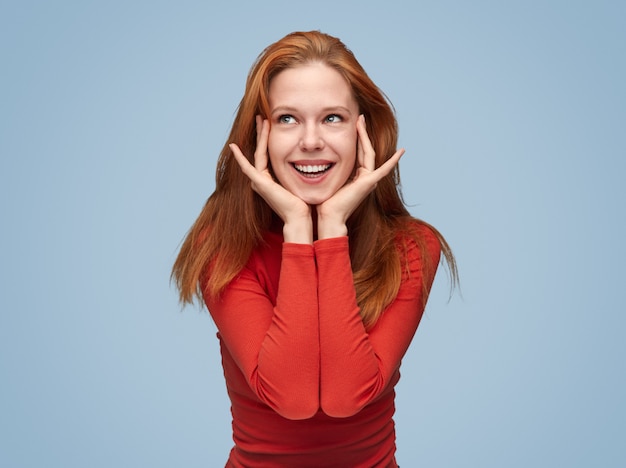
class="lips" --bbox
[292,163,333,178]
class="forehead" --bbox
[268,62,357,109]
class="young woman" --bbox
[172,30,457,468]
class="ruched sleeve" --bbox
[204,242,320,420]
[204,224,441,421]
[315,227,441,417]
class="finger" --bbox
[356,115,365,168]
[254,117,270,171]
[374,148,405,180]
[255,114,262,141]
[229,143,256,178]
[356,115,376,171]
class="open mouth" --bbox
[292,163,333,178]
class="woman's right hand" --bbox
[230,116,313,244]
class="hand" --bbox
[230,116,313,243]
[316,114,404,239]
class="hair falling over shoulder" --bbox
[171,30,458,328]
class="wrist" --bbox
[283,217,314,244]
[316,212,348,240]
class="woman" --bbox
[172,30,457,468]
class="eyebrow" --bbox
[270,106,354,115]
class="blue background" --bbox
[1,1,624,466]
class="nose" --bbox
[299,123,324,151]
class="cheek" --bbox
[338,130,358,163]
[267,131,291,161]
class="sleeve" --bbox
[204,243,320,420]
[315,229,440,417]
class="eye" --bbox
[278,114,296,124]
[325,114,343,123]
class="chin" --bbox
[298,192,334,206]
[300,196,328,206]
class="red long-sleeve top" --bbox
[204,224,440,467]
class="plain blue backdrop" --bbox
[1,1,624,466]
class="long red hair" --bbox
[172,31,457,328]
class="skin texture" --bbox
[230,62,405,244]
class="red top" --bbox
[204,224,440,467]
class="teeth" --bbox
[294,164,332,173]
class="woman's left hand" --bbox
[316,115,404,239]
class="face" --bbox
[267,62,359,205]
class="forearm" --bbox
[206,243,320,419]
[256,243,320,418]
[314,233,436,418]
[315,237,381,417]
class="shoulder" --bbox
[394,218,442,281]
[396,218,441,258]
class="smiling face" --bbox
[267,62,359,205]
